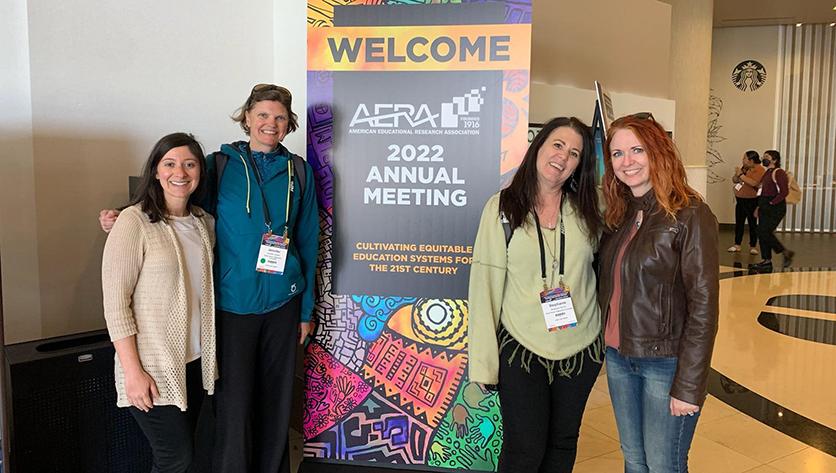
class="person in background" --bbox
[728,150,764,255]
[599,114,719,473]
[749,149,794,271]
[468,117,604,473]
[102,132,217,473]
[100,84,319,473]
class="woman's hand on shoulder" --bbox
[99,209,121,233]
[124,367,159,412]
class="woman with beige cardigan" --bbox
[102,132,217,473]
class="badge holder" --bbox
[534,210,579,332]
[251,153,294,275]
[256,230,289,274]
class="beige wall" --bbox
[532,0,672,99]
[0,0,307,343]
[708,26,781,224]
[0,0,43,342]
[530,82,676,130]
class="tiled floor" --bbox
[294,229,836,472]
[573,373,836,473]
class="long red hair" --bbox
[602,115,701,229]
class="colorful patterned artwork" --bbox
[363,329,466,427]
[304,1,530,471]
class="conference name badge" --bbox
[256,233,288,274]
[540,286,578,332]
[734,183,744,192]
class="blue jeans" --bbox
[606,347,699,473]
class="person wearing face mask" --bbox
[749,149,794,271]
[468,117,604,473]
[99,85,319,473]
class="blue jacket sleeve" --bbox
[295,161,320,322]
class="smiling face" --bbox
[535,126,583,191]
[155,146,200,212]
[245,100,289,152]
[609,127,652,196]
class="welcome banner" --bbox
[305,2,531,470]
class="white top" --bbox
[170,215,203,362]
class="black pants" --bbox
[497,337,602,473]
[130,359,205,473]
[757,197,787,260]
[213,298,300,473]
[734,196,759,247]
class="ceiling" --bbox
[713,0,836,27]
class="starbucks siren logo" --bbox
[731,60,766,92]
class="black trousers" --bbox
[757,197,787,260]
[130,359,205,473]
[734,196,759,247]
[213,298,300,473]
[497,337,602,473]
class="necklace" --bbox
[542,218,559,288]
[536,190,562,229]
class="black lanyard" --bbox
[533,207,565,290]
[246,146,294,237]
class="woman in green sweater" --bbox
[468,117,604,473]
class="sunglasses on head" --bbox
[250,83,291,96]
[631,112,656,121]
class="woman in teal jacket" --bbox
[208,84,318,473]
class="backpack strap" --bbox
[771,168,782,193]
[500,212,513,248]
[291,154,306,196]
[207,151,228,216]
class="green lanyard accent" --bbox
[284,159,293,242]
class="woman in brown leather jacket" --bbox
[598,115,719,473]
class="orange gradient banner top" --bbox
[308,24,531,71]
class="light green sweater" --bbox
[467,193,602,384]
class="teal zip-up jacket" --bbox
[207,141,319,321]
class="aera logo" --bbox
[349,104,438,128]
[349,87,486,130]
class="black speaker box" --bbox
[3,330,152,472]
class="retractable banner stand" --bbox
[305,2,531,471]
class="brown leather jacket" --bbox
[598,191,719,406]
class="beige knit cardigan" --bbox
[102,204,218,411]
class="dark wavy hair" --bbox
[744,150,761,164]
[131,132,207,223]
[499,116,601,239]
[763,149,781,168]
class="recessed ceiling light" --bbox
[796,23,803,27]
